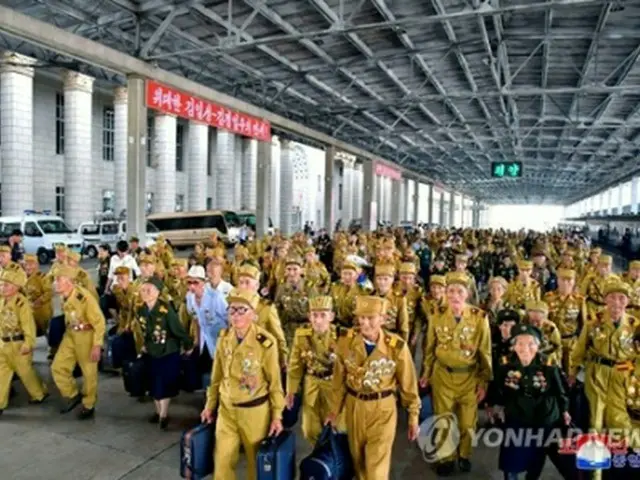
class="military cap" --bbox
[211,247,226,259]
[517,260,533,270]
[0,245,10,253]
[598,255,613,265]
[67,251,81,262]
[138,253,156,265]
[23,254,38,263]
[510,324,542,343]
[172,258,188,268]
[234,245,249,255]
[341,261,358,272]
[354,296,388,317]
[142,276,164,291]
[375,263,396,277]
[54,244,67,252]
[454,253,469,263]
[496,309,520,325]
[603,279,631,297]
[285,255,303,267]
[429,275,446,287]
[445,271,469,288]
[488,276,508,289]
[0,264,27,288]
[629,260,640,270]
[114,266,130,276]
[53,265,79,279]
[304,246,316,255]
[129,236,140,242]
[526,301,549,315]
[237,264,261,281]
[380,238,395,248]
[399,262,417,275]
[590,247,602,255]
[227,288,260,310]
[556,268,576,280]
[309,296,333,311]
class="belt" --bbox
[629,409,640,421]
[347,387,394,401]
[70,324,94,332]
[309,372,333,381]
[233,394,269,408]
[438,361,475,374]
[1,334,24,342]
[590,355,633,371]
[561,332,578,339]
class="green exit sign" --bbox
[491,161,522,178]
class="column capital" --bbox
[335,151,356,168]
[114,86,128,104]
[280,138,291,149]
[0,51,36,77]
[63,70,94,93]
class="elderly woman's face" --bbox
[140,283,159,303]
[513,334,539,364]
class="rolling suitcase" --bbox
[180,422,215,479]
[99,333,118,372]
[111,332,137,369]
[48,315,66,348]
[256,431,296,480]
[419,391,433,424]
[299,426,353,480]
[180,351,202,393]
[122,355,149,397]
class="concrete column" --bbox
[187,121,208,211]
[269,137,280,225]
[403,178,411,222]
[280,139,294,235]
[256,140,271,237]
[449,193,456,227]
[153,113,177,213]
[361,160,377,231]
[352,162,361,220]
[0,52,35,215]
[439,193,446,226]
[631,177,639,214]
[126,76,147,242]
[113,86,128,216]
[324,146,336,232]
[241,138,258,210]
[63,71,94,227]
[413,181,420,225]
[391,179,401,225]
[339,155,355,225]
[234,135,243,207]
[427,184,434,224]
[398,179,406,222]
[215,130,235,209]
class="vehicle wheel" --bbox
[37,249,50,265]
[85,245,97,258]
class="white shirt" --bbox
[107,254,141,285]
[207,279,233,298]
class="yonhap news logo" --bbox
[418,413,460,463]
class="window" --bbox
[102,189,114,212]
[175,194,184,212]
[121,221,159,233]
[102,107,115,161]
[176,123,184,171]
[150,214,227,233]
[24,222,41,237]
[146,116,154,167]
[206,197,213,209]
[80,224,99,235]
[101,222,119,235]
[338,183,343,210]
[38,219,72,234]
[146,192,154,213]
[55,186,65,217]
[0,222,20,236]
[56,93,65,155]
[223,211,242,227]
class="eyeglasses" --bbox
[187,280,201,285]
[228,306,250,316]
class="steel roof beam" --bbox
[138,7,179,58]
[537,7,552,159]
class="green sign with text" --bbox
[491,161,522,178]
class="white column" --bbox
[340,159,352,224]
[234,134,243,207]
[256,140,271,237]
[270,137,281,225]
[215,129,235,210]
[113,86,128,216]
[0,52,35,215]
[63,71,94,227]
[361,160,377,231]
[153,113,177,213]
[391,180,401,225]
[241,138,258,210]
[631,177,639,214]
[280,139,294,235]
[187,121,208,211]
[352,162,361,221]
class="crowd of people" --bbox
[0,226,639,479]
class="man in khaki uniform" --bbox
[303,247,331,294]
[51,265,106,419]
[287,296,345,444]
[544,268,587,372]
[504,260,541,315]
[167,259,189,311]
[327,296,420,480]
[0,263,48,412]
[622,260,640,318]
[23,254,53,337]
[523,301,562,365]
[329,261,369,328]
[236,264,288,368]
[579,254,617,317]
[371,264,409,342]
[111,266,135,332]
[200,289,284,480]
[420,271,492,475]
[0,245,11,271]
[452,254,479,305]
[395,262,424,350]
[66,251,99,301]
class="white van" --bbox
[0,211,85,264]
[78,219,160,257]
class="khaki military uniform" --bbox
[112,284,135,333]
[504,279,541,314]
[256,300,288,367]
[51,286,106,410]
[75,269,99,301]
[544,291,587,372]
[303,261,331,294]
[622,274,640,318]
[166,275,188,312]
[528,318,562,366]
[373,289,410,342]
[396,284,424,343]
[626,363,640,432]
[422,304,492,463]
[206,324,284,480]
[580,273,617,317]
[274,280,315,345]
[25,270,53,336]
[330,283,369,328]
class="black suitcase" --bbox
[299,426,353,480]
[122,355,149,397]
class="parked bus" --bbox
[147,210,242,247]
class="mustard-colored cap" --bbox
[237,264,260,280]
[227,288,260,310]
[53,265,78,279]
[54,244,67,252]
[526,300,548,314]
[517,260,533,270]
[234,245,249,256]
[23,254,38,263]
[285,255,303,267]
[603,279,630,297]
[488,276,508,289]
[375,264,396,277]
[0,245,11,253]
[172,259,188,268]
[556,268,576,280]
[0,262,27,288]
[629,260,640,270]
[354,296,388,316]
[430,275,446,287]
[67,251,81,262]
[138,253,156,265]
[445,271,469,288]
[590,247,602,255]
[399,262,417,275]
[304,246,316,255]
[115,266,130,276]
[341,261,358,272]
[380,238,394,249]
[598,255,612,265]
[454,254,468,263]
[309,296,333,311]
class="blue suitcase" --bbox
[300,426,354,480]
[180,422,215,479]
[111,332,137,369]
[99,333,118,372]
[256,431,296,480]
[419,393,433,424]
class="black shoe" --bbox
[458,458,472,473]
[59,395,81,414]
[159,417,169,430]
[77,407,95,420]
[435,461,455,476]
[148,413,160,424]
[29,393,49,405]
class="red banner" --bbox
[375,162,402,180]
[145,80,271,142]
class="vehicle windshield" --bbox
[37,219,73,234]
[224,211,242,227]
[121,221,160,233]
